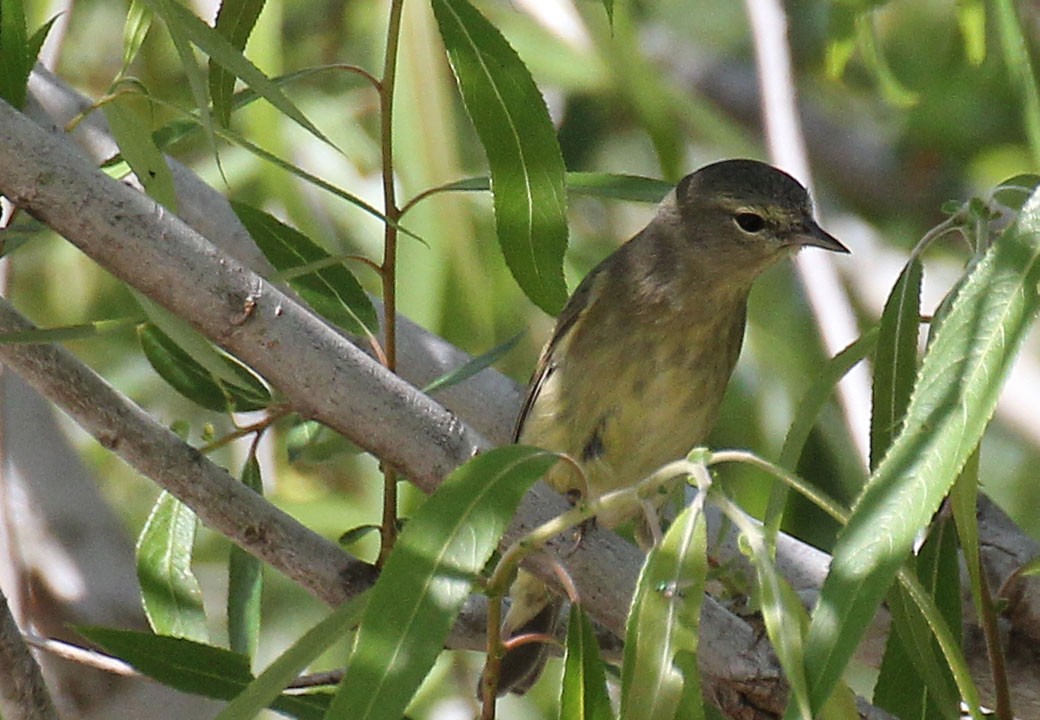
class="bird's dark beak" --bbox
[799,219,849,254]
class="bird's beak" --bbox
[797,218,849,254]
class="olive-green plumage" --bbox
[495,159,847,695]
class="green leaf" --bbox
[121,1,153,76]
[767,329,877,539]
[956,0,986,65]
[231,202,378,338]
[801,184,1040,713]
[432,0,569,315]
[874,519,962,720]
[0,0,29,108]
[620,496,706,720]
[856,12,918,108]
[103,92,179,210]
[566,172,672,203]
[25,13,56,71]
[76,627,332,719]
[560,604,613,720]
[136,491,208,643]
[228,453,264,659]
[325,445,558,720]
[0,317,140,344]
[869,258,922,470]
[139,323,271,413]
[995,0,1040,164]
[215,593,368,720]
[422,332,521,395]
[404,172,670,216]
[209,0,265,127]
[140,0,333,148]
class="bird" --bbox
[491,158,848,695]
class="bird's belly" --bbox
[525,331,738,530]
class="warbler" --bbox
[494,159,848,695]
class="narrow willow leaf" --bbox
[139,323,271,413]
[76,626,331,719]
[141,0,332,148]
[231,203,377,337]
[326,446,558,720]
[874,520,962,720]
[956,0,986,65]
[407,172,670,213]
[422,332,522,395]
[136,491,208,643]
[567,172,672,203]
[146,0,221,178]
[856,13,918,108]
[121,1,153,75]
[103,93,179,210]
[714,494,813,720]
[767,329,877,539]
[801,185,1040,713]
[215,593,367,720]
[0,0,29,107]
[228,453,264,659]
[25,13,56,71]
[994,0,1040,162]
[620,497,706,720]
[0,317,140,344]
[869,258,923,470]
[208,0,265,127]
[560,604,613,720]
[432,0,568,315]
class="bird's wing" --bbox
[512,265,608,443]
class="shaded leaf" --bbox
[422,332,521,395]
[231,202,378,338]
[76,627,332,719]
[228,453,264,659]
[0,0,29,107]
[869,258,922,470]
[139,323,271,413]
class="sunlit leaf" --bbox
[560,604,612,720]
[801,184,1040,713]
[209,0,265,127]
[621,496,706,720]
[432,0,568,314]
[326,446,558,720]
[136,491,208,643]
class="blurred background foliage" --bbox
[16,0,1040,714]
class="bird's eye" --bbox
[734,212,766,233]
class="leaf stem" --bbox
[377,0,406,568]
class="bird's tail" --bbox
[482,570,563,696]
